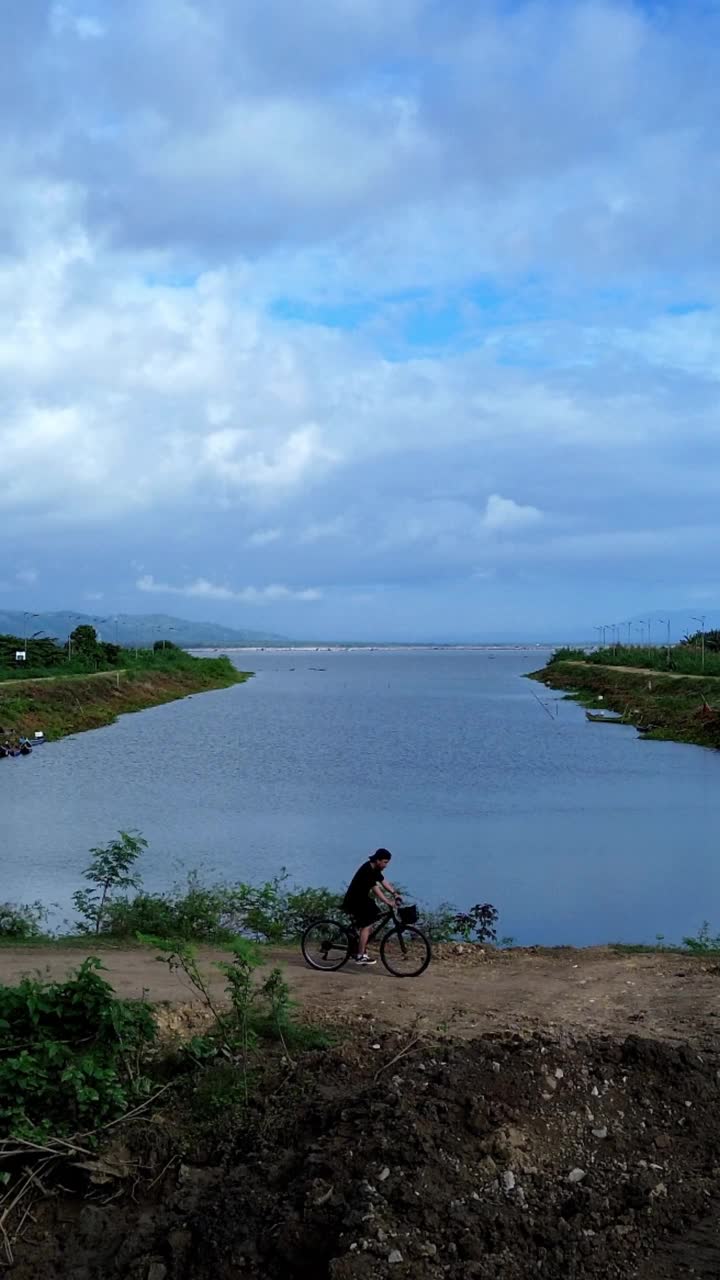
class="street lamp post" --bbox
[66,614,85,661]
[658,618,671,665]
[22,613,39,660]
[692,616,707,673]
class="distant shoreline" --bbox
[189,643,557,654]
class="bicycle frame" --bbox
[348,906,406,949]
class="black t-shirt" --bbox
[342,861,384,912]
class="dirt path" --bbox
[0,668,127,688]
[564,660,718,681]
[4,943,719,1046]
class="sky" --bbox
[1,0,720,642]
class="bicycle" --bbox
[301,902,432,978]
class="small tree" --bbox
[73,830,147,934]
[451,902,499,944]
[69,624,99,659]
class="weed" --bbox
[0,902,47,940]
[682,922,720,954]
[0,958,155,1140]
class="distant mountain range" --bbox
[0,611,290,649]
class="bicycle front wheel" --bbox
[380,925,432,978]
[301,919,352,971]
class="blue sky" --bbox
[1,0,720,641]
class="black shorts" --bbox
[347,900,380,928]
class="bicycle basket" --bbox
[398,904,418,925]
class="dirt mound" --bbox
[10,1031,720,1279]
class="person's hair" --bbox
[370,847,392,862]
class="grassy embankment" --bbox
[530,644,720,750]
[0,651,250,741]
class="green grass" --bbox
[550,642,720,678]
[0,657,250,742]
[530,657,720,750]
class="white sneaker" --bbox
[361,954,377,965]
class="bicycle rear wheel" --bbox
[380,925,432,977]
[301,919,352,971]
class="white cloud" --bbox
[136,574,322,603]
[245,527,283,547]
[84,590,105,601]
[51,7,105,40]
[299,517,349,543]
[0,1,719,631]
[482,494,543,533]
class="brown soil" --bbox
[7,1030,720,1280]
[3,946,720,1279]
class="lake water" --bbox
[1,648,718,945]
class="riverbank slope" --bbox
[530,657,720,749]
[0,657,250,742]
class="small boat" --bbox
[585,711,626,724]
[0,739,34,757]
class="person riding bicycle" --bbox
[341,848,400,965]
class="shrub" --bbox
[0,958,156,1139]
[451,902,499,944]
[104,873,342,944]
[418,901,460,942]
[281,886,342,936]
[682,922,720,954]
[549,647,588,663]
[0,901,47,940]
[104,875,278,943]
[151,937,329,1095]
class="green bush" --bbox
[0,902,47,940]
[682,922,720,954]
[549,647,589,663]
[104,875,274,942]
[104,873,341,943]
[0,958,156,1139]
[418,901,459,942]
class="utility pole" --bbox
[23,613,39,659]
[658,618,671,665]
[692,616,707,673]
